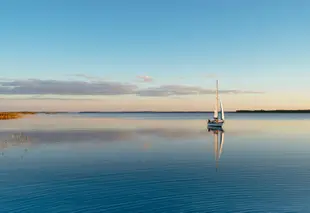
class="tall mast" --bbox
[213,80,219,119]
[216,80,219,113]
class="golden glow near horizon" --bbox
[0,91,309,111]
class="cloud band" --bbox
[0,79,262,97]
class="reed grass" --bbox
[0,112,36,120]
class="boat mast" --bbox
[216,80,219,117]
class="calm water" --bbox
[1,113,310,212]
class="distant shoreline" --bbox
[236,110,310,113]
[1,110,310,118]
[78,110,310,113]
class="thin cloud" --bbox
[69,73,107,82]
[136,75,153,82]
[0,78,263,97]
[0,79,137,95]
[137,85,263,96]
[203,73,217,78]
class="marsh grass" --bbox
[0,112,36,120]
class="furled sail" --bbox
[214,102,218,118]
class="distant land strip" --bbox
[236,110,310,113]
[76,110,310,113]
[1,110,310,120]
[78,111,218,113]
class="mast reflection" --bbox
[208,127,225,171]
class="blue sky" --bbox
[0,0,309,111]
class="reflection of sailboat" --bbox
[208,128,225,171]
[207,80,225,128]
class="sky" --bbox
[0,0,309,111]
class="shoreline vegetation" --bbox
[1,110,310,120]
[0,112,36,120]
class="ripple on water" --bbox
[1,156,310,212]
[1,115,310,213]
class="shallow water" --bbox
[1,113,310,212]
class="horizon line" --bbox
[1,109,310,113]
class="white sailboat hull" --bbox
[207,121,224,128]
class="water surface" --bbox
[1,113,310,212]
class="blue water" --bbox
[1,113,310,212]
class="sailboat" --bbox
[207,80,225,128]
